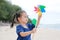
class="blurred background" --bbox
[0,0,60,40]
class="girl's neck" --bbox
[20,23,26,26]
[19,21,26,25]
[19,23,28,29]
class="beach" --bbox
[0,26,60,40]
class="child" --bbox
[11,10,41,40]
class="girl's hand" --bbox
[36,14,42,28]
[38,14,42,19]
[31,28,37,33]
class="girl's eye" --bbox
[25,15,28,18]
[25,16,28,18]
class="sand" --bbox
[0,26,60,40]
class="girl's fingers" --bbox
[32,28,37,33]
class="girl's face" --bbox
[19,12,28,24]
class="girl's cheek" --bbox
[22,18,27,22]
[21,17,28,23]
[27,18,28,22]
[24,18,28,23]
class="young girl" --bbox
[11,10,41,40]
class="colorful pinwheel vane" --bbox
[34,5,46,16]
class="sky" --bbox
[9,0,60,24]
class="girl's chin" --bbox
[24,22,27,24]
[26,22,27,24]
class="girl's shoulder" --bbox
[27,23,35,26]
[27,23,35,30]
[27,23,35,28]
[27,23,32,26]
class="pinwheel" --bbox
[32,5,46,26]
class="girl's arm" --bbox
[36,15,42,28]
[19,28,36,37]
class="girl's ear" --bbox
[18,17,21,21]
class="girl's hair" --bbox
[10,10,26,28]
